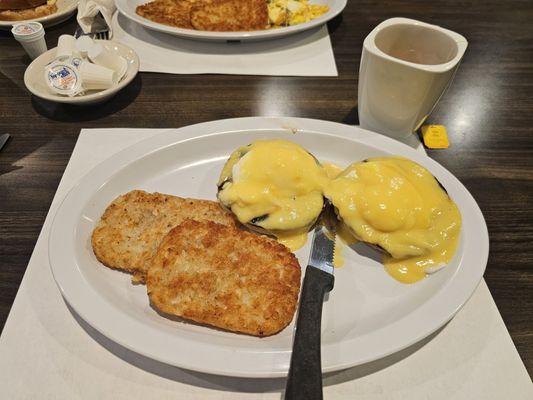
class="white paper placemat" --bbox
[112,13,338,76]
[1,128,531,399]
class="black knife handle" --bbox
[285,266,334,400]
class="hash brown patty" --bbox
[135,0,194,29]
[91,190,237,282]
[190,0,268,31]
[135,0,268,32]
[146,219,301,336]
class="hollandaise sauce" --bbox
[322,162,344,179]
[217,139,329,251]
[274,228,310,251]
[325,157,461,283]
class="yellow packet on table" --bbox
[421,125,450,149]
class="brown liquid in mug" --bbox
[375,24,459,66]
[385,47,445,65]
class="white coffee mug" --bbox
[358,18,468,139]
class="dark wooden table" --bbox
[0,0,531,376]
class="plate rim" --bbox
[114,0,347,41]
[48,117,489,377]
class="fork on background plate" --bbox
[74,19,110,40]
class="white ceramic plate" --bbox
[115,0,347,41]
[0,0,78,29]
[48,117,489,378]
[24,40,139,105]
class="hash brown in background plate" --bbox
[135,0,194,29]
[135,0,269,31]
[190,0,268,31]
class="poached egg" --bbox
[217,139,328,250]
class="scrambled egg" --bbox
[267,0,329,27]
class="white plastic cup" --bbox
[56,35,76,59]
[11,22,47,60]
[88,43,128,82]
[79,61,116,90]
[358,18,468,139]
[76,36,95,59]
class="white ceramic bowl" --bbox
[0,0,78,29]
[24,40,139,105]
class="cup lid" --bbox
[12,22,43,37]
[44,61,83,97]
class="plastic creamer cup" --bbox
[44,61,83,97]
[75,36,94,58]
[11,22,47,60]
[88,43,128,82]
[56,35,76,59]
[79,61,116,90]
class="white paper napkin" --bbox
[0,128,531,399]
[111,12,338,76]
[77,0,116,37]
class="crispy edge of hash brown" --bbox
[91,190,238,283]
[190,0,268,32]
[135,0,193,29]
[146,219,301,336]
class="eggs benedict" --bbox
[218,140,461,283]
[325,157,462,283]
[217,139,328,250]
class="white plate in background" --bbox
[115,0,347,41]
[0,0,78,29]
[48,117,489,377]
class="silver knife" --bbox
[0,134,10,152]
[285,223,335,400]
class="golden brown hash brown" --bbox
[190,0,268,31]
[0,2,56,21]
[135,0,268,31]
[91,190,237,282]
[135,0,194,29]
[147,220,301,336]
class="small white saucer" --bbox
[24,40,139,105]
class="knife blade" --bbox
[285,223,335,400]
[0,134,10,152]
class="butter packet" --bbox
[421,125,450,149]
